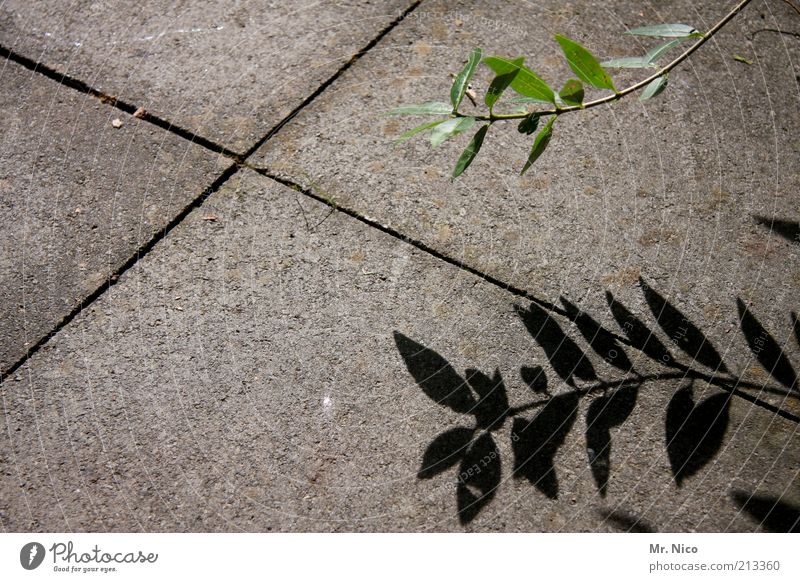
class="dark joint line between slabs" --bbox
[0,44,243,162]
[0,163,241,385]
[0,1,426,381]
[238,0,425,159]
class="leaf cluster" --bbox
[390,23,703,178]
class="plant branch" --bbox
[461,0,754,122]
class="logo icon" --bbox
[20,542,46,570]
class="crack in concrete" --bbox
[0,0,425,382]
[0,43,244,161]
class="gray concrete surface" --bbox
[0,0,798,533]
[0,59,226,372]
[1,170,797,532]
[252,0,800,416]
[0,0,415,152]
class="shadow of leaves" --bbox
[665,384,731,486]
[640,278,728,373]
[754,215,800,245]
[418,427,474,480]
[597,507,656,532]
[457,432,501,525]
[586,386,638,497]
[731,490,800,532]
[561,296,634,373]
[738,299,798,393]
[515,303,596,386]
[606,291,676,367]
[511,392,579,499]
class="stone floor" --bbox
[1,0,798,532]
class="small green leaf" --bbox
[394,119,448,144]
[559,79,584,107]
[505,106,530,114]
[521,116,555,175]
[646,39,684,63]
[555,34,615,91]
[485,57,523,109]
[601,56,655,69]
[483,56,556,104]
[733,54,753,65]
[518,113,540,135]
[509,96,554,105]
[430,116,476,148]
[452,125,489,179]
[388,102,453,115]
[640,75,668,101]
[451,48,482,112]
[626,24,700,38]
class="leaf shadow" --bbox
[606,291,676,367]
[597,507,657,532]
[516,302,597,386]
[394,331,476,414]
[586,386,638,497]
[754,215,800,245]
[457,432,501,524]
[731,490,800,532]
[560,296,635,373]
[418,427,474,480]
[665,384,731,486]
[737,299,798,393]
[640,278,728,373]
[512,392,579,499]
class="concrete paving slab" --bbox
[1,169,797,532]
[0,59,227,372]
[252,0,800,408]
[0,0,416,153]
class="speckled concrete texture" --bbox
[0,0,416,152]
[1,170,797,532]
[0,59,226,371]
[1,0,798,533]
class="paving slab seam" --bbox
[0,163,239,385]
[235,0,424,161]
[0,43,243,161]
[255,168,800,426]
[0,0,426,382]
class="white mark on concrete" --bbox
[138,25,224,42]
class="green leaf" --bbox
[504,106,530,114]
[388,102,453,115]
[452,125,489,179]
[430,116,476,148]
[646,39,684,63]
[394,119,448,144]
[559,79,584,107]
[640,75,668,101]
[733,54,753,65]
[601,56,655,69]
[485,57,523,109]
[518,113,540,135]
[626,24,701,38]
[521,116,555,175]
[555,34,616,91]
[509,96,554,105]
[451,48,482,112]
[483,56,556,105]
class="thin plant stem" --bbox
[457,0,754,123]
